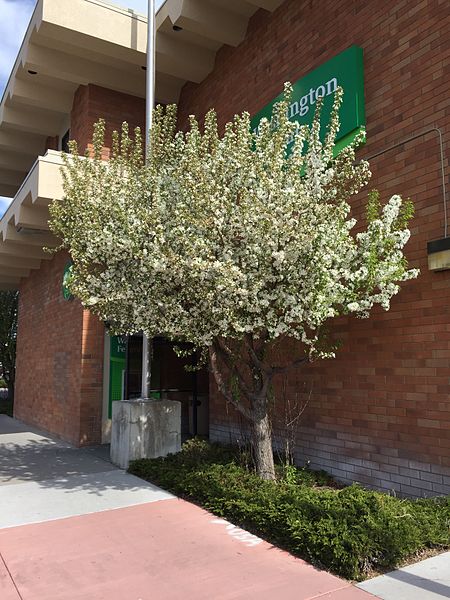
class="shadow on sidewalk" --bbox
[0,416,146,496]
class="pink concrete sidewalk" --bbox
[0,497,374,600]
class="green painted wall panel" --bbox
[109,335,127,418]
[250,45,365,151]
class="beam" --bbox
[0,274,21,283]
[0,241,51,260]
[0,184,18,198]
[16,205,50,231]
[0,265,31,279]
[172,0,249,47]
[24,43,145,98]
[0,130,45,155]
[0,168,27,189]
[156,32,215,83]
[0,151,35,173]
[0,281,20,291]
[0,105,63,137]
[244,0,285,10]
[11,77,75,114]
[2,224,57,248]
[0,254,42,270]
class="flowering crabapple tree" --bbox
[49,85,418,480]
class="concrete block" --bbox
[110,399,181,470]
[430,482,450,496]
[400,484,426,498]
[399,466,420,478]
[431,464,450,476]
[390,474,411,486]
[409,477,433,491]
[409,459,430,472]
[419,471,443,484]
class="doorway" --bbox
[124,335,209,437]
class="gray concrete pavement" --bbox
[0,414,174,529]
[0,414,376,600]
[357,552,450,599]
[1,414,447,599]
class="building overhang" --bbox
[0,0,285,288]
[0,0,284,198]
[0,150,63,289]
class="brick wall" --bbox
[14,251,80,441]
[80,311,105,445]
[13,84,146,445]
[70,84,145,157]
[15,252,105,445]
[68,84,145,441]
[45,136,59,151]
[177,0,450,497]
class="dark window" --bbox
[61,129,70,153]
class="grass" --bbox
[129,438,450,581]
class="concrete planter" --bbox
[110,399,181,469]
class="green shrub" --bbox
[129,439,450,580]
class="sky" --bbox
[0,0,164,217]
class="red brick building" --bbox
[0,0,448,497]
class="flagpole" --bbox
[141,0,155,400]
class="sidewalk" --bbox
[0,416,172,529]
[0,414,374,599]
[357,552,450,600]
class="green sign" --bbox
[110,335,127,360]
[62,261,74,301]
[109,335,127,418]
[251,45,365,154]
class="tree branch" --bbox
[244,333,269,374]
[215,338,253,397]
[209,345,254,422]
[272,356,308,374]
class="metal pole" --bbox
[141,0,156,399]
[192,355,198,437]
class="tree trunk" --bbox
[251,409,276,480]
[209,338,276,480]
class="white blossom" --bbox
[50,84,418,360]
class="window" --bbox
[61,129,70,153]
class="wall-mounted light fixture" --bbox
[427,238,450,271]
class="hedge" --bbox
[129,438,450,580]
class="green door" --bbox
[109,335,127,418]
